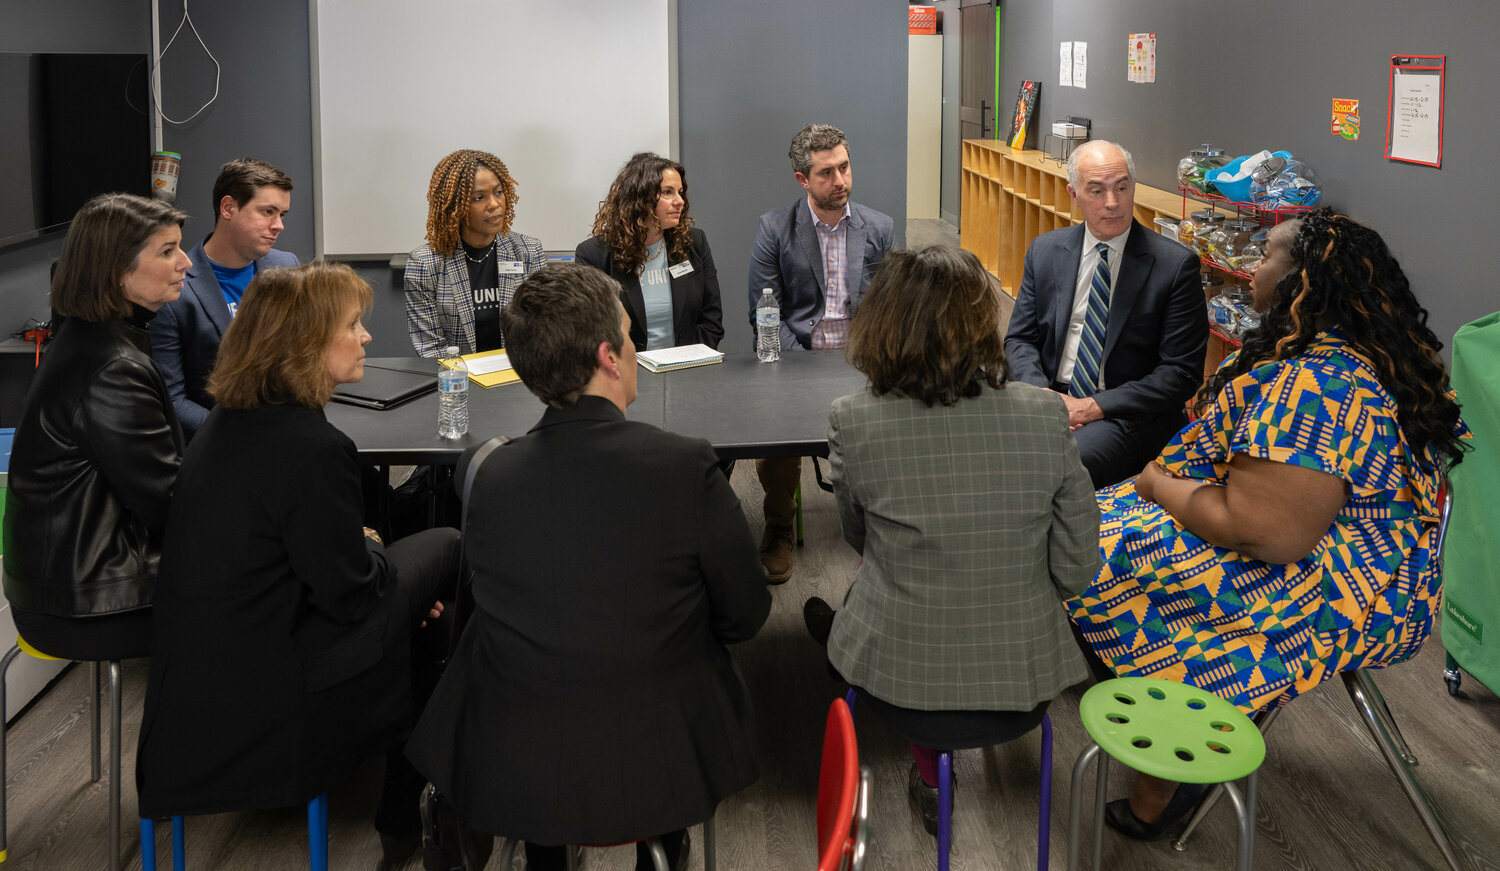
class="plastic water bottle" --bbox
[437,346,469,439]
[755,288,780,363]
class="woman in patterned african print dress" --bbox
[1067,210,1468,839]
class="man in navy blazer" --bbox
[746,124,895,583]
[1004,140,1206,488]
[149,159,298,436]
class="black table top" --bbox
[325,351,868,464]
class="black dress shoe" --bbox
[1104,781,1212,841]
[905,763,958,839]
[803,596,836,646]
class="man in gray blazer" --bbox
[1004,140,1206,488]
[746,124,895,583]
[149,158,298,436]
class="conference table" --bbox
[325,350,870,464]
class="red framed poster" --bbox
[1385,55,1445,167]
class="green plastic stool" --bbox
[1066,677,1265,871]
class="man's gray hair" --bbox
[1066,140,1136,188]
[789,123,849,177]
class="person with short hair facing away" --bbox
[803,246,1099,836]
[1068,211,1469,840]
[1004,139,1207,489]
[407,262,770,871]
[3,193,189,660]
[575,152,723,351]
[405,148,546,357]
[748,123,896,584]
[136,262,461,868]
[149,157,297,438]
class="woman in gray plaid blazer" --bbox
[811,245,1100,833]
[405,149,547,357]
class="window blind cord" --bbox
[152,0,221,125]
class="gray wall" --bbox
[1000,0,1497,354]
[936,0,962,226]
[678,0,909,350]
[0,0,152,334]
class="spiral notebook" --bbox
[636,343,724,373]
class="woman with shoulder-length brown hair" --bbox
[405,148,547,357]
[137,262,463,866]
[575,151,723,351]
[802,245,1100,838]
[2,193,189,661]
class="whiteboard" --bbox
[310,0,673,258]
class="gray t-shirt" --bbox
[640,240,673,350]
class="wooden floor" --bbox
[4,459,1499,871]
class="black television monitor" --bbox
[0,52,152,249]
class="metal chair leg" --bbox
[108,662,122,871]
[1355,669,1416,764]
[1444,652,1463,696]
[497,838,518,869]
[1216,779,1256,871]
[645,836,670,871]
[0,643,23,863]
[90,661,102,784]
[308,793,329,871]
[1065,743,1103,871]
[1344,670,1462,871]
[1039,714,1052,871]
[703,812,716,871]
[1172,704,1283,852]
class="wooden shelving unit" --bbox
[960,140,1183,298]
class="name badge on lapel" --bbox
[668,261,694,279]
[498,261,526,276]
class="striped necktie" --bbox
[1070,243,1111,398]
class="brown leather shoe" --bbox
[760,528,794,584]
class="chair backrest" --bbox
[816,697,860,871]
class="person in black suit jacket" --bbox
[575,152,724,351]
[136,263,460,869]
[407,263,770,871]
[1004,140,1207,488]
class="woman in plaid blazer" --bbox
[405,149,547,357]
[809,245,1100,835]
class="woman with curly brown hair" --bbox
[575,152,723,350]
[405,149,547,357]
[1068,209,1469,839]
[803,246,1099,837]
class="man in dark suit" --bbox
[149,158,298,436]
[747,123,896,583]
[1005,140,1206,488]
[408,263,770,871]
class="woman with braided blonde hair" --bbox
[575,152,724,351]
[404,149,547,356]
[1067,208,1469,840]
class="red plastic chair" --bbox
[817,697,869,871]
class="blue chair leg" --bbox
[937,751,953,871]
[140,819,156,871]
[308,793,329,871]
[1038,713,1052,871]
[171,817,185,871]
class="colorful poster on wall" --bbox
[1009,80,1040,149]
[1128,33,1156,83]
[1332,99,1360,140]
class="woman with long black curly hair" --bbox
[1067,209,1468,839]
[574,152,723,351]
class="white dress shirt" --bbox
[1057,224,1130,387]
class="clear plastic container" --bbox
[1177,144,1230,195]
[1248,155,1322,208]
[1208,219,1262,272]
[1179,209,1226,259]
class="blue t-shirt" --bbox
[639,241,673,350]
[211,260,256,318]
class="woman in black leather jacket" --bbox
[1,193,189,660]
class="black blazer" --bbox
[407,396,769,845]
[136,403,409,816]
[575,227,724,350]
[1004,219,1206,423]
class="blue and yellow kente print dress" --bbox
[1068,328,1464,714]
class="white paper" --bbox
[1059,42,1073,87]
[1128,33,1156,84]
[1389,68,1441,164]
[637,343,723,367]
[1072,42,1087,89]
[463,352,513,376]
